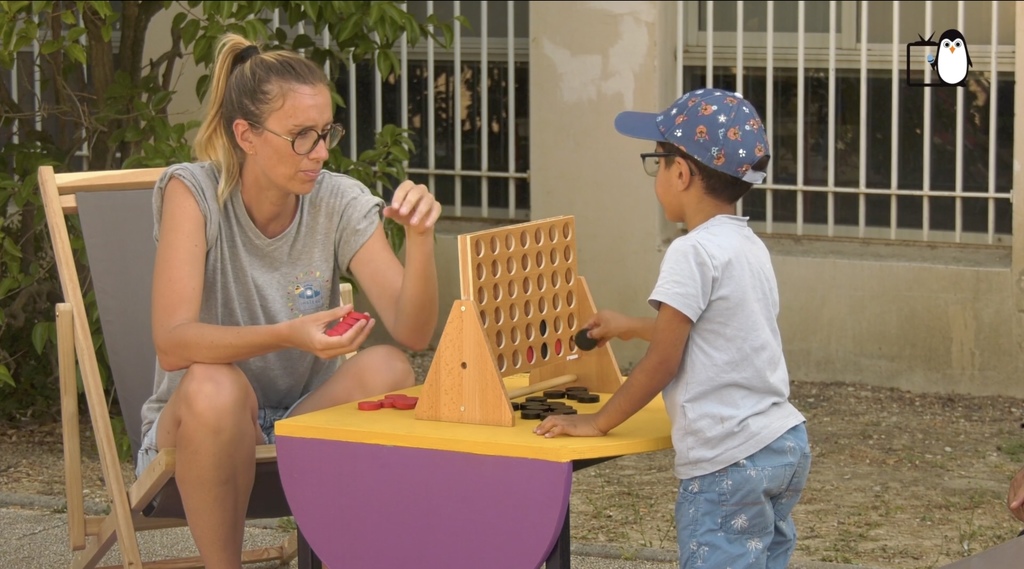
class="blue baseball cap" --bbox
[614,88,770,184]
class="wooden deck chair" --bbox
[39,165,351,568]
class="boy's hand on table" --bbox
[534,414,605,438]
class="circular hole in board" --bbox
[537,273,546,292]
[511,326,521,344]
[549,248,559,266]
[505,233,516,252]
[540,319,548,337]
[495,330,505,348]
[567,312,576,329]
[541,342,549,360]
[475,263,485,281]
[535,250,545,269]
[525,322,535,341]
[562,222,572,240]
[554,315,563,333]
[534,227,544,245]
[492,283,502,302]
[474,239,484,258]
[461,362,467,369]
[522,277,532,295]
[490,236,500,254]
[565,268,575,285]
[521,253,531,271]
[509,302,519,322]
[538,296,548,314]
[549,225,558,243]
[524,299,533,318]
[506,256,516,275]
[477,286,487,304]
[512,349,522,368]
[551,270,561,288]
[552,293,561,311]
[520,230,529,248]
[479,310,489,326]
[491,259,501,278]
[567,290,575,307]
[493,306,504,325]
[508,280,518,298]
[497,353,507,372]
[564,245,573,263]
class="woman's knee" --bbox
[175,363,256,420]
[356,345,415,388]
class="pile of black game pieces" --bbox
[511,386,601,420]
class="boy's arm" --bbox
[1009,465,1024,522]
[534,303,691,438]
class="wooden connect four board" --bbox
[459,216,583,376]
[415,216,624,427]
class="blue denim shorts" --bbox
[675,422,811,569]
[134,397,307,478]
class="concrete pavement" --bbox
[0,492,873,569]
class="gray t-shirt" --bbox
[649,215,806,480]
[139,162,385,439]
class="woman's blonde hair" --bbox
[193,33,332,205]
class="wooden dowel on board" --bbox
[505,374,578,400]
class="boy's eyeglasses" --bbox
[640,152,677,177]
[247,122,346,155]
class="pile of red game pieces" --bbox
[325,311,371,337]
[357,393,419,411]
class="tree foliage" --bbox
[0,1,465,438]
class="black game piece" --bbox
[525,396,548,403]
[511,401,521,411]
[543,389,566,399]
[521,409,543,420]
[565,387,589,393]
[574,328,598,351]
[576,393,600,404]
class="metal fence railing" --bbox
[675,1,1015,245]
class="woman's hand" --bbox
[286,305,375,360]
[383,180,442,236]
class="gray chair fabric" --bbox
[75,189,291,521]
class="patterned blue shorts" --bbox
[675,422,811,569]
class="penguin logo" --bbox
[906,29,972,88]
[928,29,972,86]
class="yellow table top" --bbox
[275,375,673,463]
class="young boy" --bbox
[534,88,811,569]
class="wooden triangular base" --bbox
[529,276,624,393]
[415,300,516,427]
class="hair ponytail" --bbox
[193,34,253,206]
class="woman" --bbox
[136,33,441,568]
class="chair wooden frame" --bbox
[40,165,352,568]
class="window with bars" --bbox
[338,1,532,221]
[674,1,1013,244]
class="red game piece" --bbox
[381,399,395,408]
[325,311,372,337]
[393,399,417,410]
[358,400,382,411]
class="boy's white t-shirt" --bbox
[649,215,806,480]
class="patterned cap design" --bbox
[614,88,770,184]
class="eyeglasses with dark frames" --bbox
[247,121,346,155]
[639,151,697,177]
